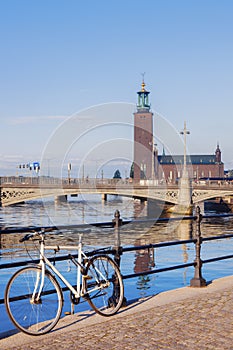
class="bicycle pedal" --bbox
[83,275,92,280]
[64,311,71,315]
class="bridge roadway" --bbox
[1,177,233,207]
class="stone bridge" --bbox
[1,177,233,207]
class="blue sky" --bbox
[0,0,233,175]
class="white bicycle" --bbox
[4,231,124,336]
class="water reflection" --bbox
[133,237,156,292]
[1,198,233,323]
[134,241,155,274]
[136,276,151,293]
[1,198,233,261]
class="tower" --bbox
[133,78,153,181]
[215,143,223,178]
[215,143,221,163]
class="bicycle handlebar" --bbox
[19,233,35,243]
[19,230,47,243]
[19,230,85,244]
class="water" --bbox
[1,195,233,337]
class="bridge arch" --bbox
[1,180,233,208]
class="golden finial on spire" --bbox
[141,72,146,92]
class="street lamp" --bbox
[180,121,190,178]
[149,140,157,181]
[68,163,71,184]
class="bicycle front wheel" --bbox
[84,255,124,316]
[5,266,63,336]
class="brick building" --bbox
[133,81,224,182]
[156,144,224,183]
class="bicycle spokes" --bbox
[84,255,124,316]
[5,266,63,335]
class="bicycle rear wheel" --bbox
[5,265,63,336]
[84,255,124,316]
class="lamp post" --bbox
[180,121,190,178]
[68,163,71,184]
[149,140,157,182]
[178,121,193,215]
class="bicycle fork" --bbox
[30,242,46,305]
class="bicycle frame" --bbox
[33,234,108,302]
[5,231,124,336]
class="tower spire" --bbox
[141,72,146,92]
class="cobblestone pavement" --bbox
[1,276,233,350]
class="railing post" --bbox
[112,210,126,306]
[190,206,207,287]
[112,209,122,268]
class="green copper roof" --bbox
[158,155,219,165]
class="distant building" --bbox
[156,143,224,182]
[133,81,224,182]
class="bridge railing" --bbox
[2,175,233,189]
[0,176,153,186]
[1,208,233,305]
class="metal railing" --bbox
[1,207,233,305]
[2,175,233,188]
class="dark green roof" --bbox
[158,155,218,165]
